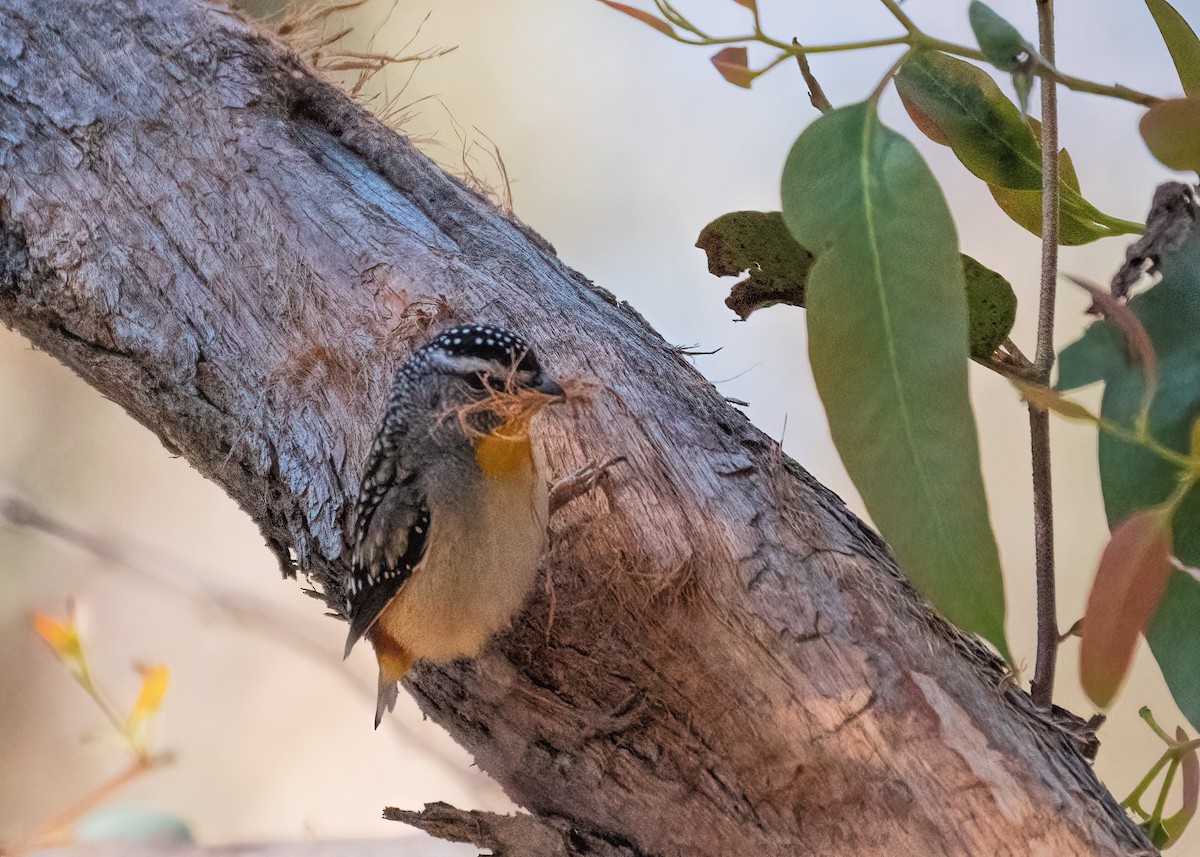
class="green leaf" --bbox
[697,216,1015,349]
[896,51,1140,242]
[1080,508,1174,709]
[1057,322,1126,390]
[1141,98,1200,173]
[1160,730,1200,846]
[1147,0,1200,97]
[781,101,1009,658]
[896,51,1042,189]
[968,1,1032,72]
[695,211,814,319]
[1012,67,1034,116]
[1058,235,1200,727]
[961,254,1016,359]
[989,145,1118,245]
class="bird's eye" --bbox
[462,372,491,391]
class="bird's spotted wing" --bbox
[344,436,430,657]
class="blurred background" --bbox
[1,0,1195,852]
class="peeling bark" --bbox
[0,1,1155,854]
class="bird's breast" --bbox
[474,427,534,477]
[377,427,549,661]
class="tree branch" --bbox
[383,803,602,856]
[0,0,1151,853]
[1029,0,1061,711]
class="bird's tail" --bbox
[373,640,413,729]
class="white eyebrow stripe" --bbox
[426,351,501,376]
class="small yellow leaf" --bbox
[130,663,169,724]
[33,612,83,664]
[1013,380,1097,422]
[1190,415,1200,459]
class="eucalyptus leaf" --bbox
[781,101,1009,658]
[968,1,1033,73]
[1058,235,1200,728]
[961,254,1017,359]
[1140,98,1200,173]
[1147,0,1200,97]
[896,51,1042,189]
[695,211,813,319]
[896,51,1140,242]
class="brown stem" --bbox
[4,755,166,853]
[1029,0,1060,710]
[792,39,832,113]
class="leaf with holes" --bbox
[962,254,1016,359]
[781,101,1008,658]
[696,211,813,319]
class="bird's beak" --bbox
[534,373,565,398]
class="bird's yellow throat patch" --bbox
[475,414,534,477]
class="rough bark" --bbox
[0,1,1154,854]
[36,842,440,857]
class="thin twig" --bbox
[792,39,832,113]
[4,754,169,853]
[1045,69,1162,108]
[878,0,917,33]
[0,494,485,790]
[1029,0,1060,710]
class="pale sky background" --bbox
[1,0,1196,853]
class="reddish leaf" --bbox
[1140,98,1200,172]
[895,51,1041,188]
[598,1,675,37]
[899,96,950,146]
[1081,509,1174,708]
[1065,274,1158,381]
[33,611,84,665]
[710,47,755,89]
[732,0,757,8]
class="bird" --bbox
[343,324,564,727]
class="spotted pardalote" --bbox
[343,324,563,727]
